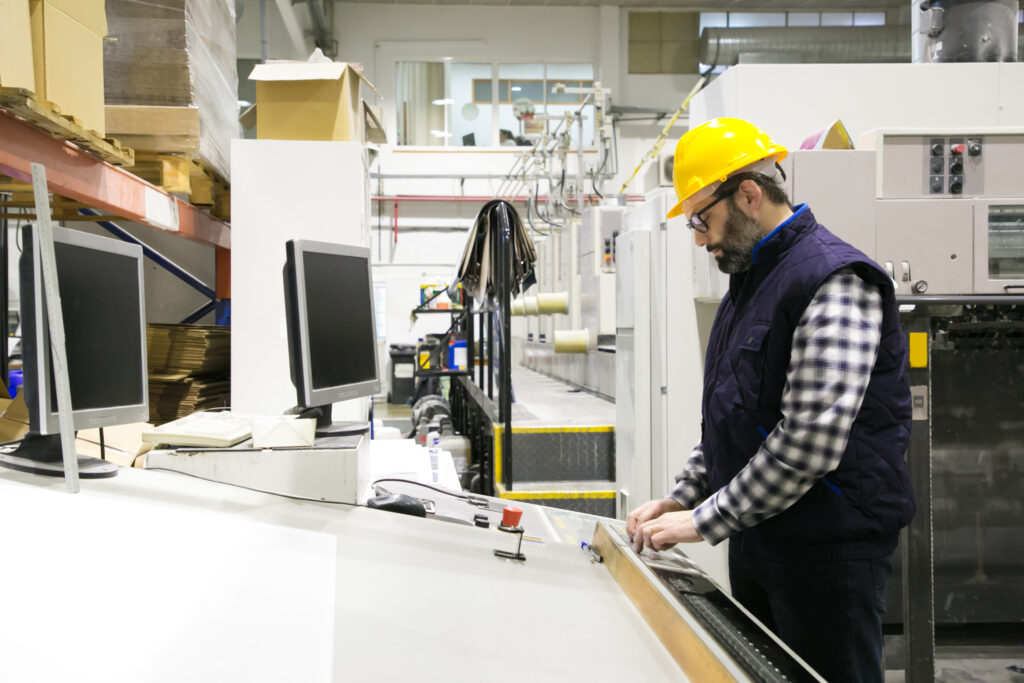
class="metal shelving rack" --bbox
[0,106,232,386]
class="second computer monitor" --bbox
[283,239,380,429]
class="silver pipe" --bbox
[700,26,911,65]
[896,295,1024,305]
[259,0,268,62]
[305,0,334,58]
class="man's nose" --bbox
[693,229,708,248]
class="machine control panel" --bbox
[863,129,1024,201]
[927,136,976,196]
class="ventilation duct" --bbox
[699,26,911,66]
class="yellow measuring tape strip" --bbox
[617,75,708,195]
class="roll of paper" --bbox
[524,296,539,316]
[511,299,525,316]
[554,329,589,354]
[537,291,569,315]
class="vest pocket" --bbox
[730,323,771,411]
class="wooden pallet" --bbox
[0,87,134,167]
[130,153,230,221]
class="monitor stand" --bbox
[299,404,370,438]
[0,432,118,479]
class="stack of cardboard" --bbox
[147,323,230,424]
[0,0,108,136]
[103,0,238,181]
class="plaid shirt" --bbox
[670,268,884,545]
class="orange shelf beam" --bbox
[0,108,229,250]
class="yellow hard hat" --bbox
[666,118,788,220]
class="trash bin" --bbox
[388,344,416,405]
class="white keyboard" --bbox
[142,411,252,448]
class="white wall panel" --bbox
[231,140,369,417]
[690,63,1024,148]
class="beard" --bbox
[708,198,763,274]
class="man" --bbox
[626,118,915,683]
[499,129,518,146]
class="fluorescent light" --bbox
[432,98,455,105]
[511,86,522,92]
[430,130,452,138]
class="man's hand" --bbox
[626,498,683,551]
[634,510,702,552]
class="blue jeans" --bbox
[728,543,892,683]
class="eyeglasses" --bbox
[687,186,738,234]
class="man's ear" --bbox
[736,179,762,215]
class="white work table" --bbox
[0,465,686,682]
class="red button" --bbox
[951,143,966,155]
[502,506,523,527]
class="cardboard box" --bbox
[250,61,381,142]
[30,0,107,135]
[0,0,36,91]
[0,393,31,443]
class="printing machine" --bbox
[616,129,1024,638]
[785,129,1024,627]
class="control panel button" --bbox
[930,142,945,156]
[950,176,964,194]
[967,138,982,156]
[949,158,964,174]
[930,157,944,174]
[929,175,944,193]
[950,143,966,156]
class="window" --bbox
[628,11,700,75]
[699,10,887,31]
[728,13,785,28]
[395,61,447,146]
[853,12,886,26]
[451,62,492,146]
[410,62,595,148]
[470,79,593,105]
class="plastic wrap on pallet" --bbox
[103,0,238,181]
[186,0,237,182]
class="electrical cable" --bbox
[370,476,498,509]
[146,466,368,506]
[532,181,561,229]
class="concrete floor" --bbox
[886,657,1024,682]
[885,638,1024,683]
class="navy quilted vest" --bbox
[702,205,915,561]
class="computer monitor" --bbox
[0,225,148,479]
[283,239,380,436]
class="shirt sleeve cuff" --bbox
[691,495,737,546]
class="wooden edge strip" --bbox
[591,523,740,683]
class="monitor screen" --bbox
[21,225,149,434]
[284,239,380,411]
[303,252,377,390]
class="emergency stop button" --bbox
[950,143,966,155]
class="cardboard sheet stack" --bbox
[147,323,230,424]
[103,0,238,181]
